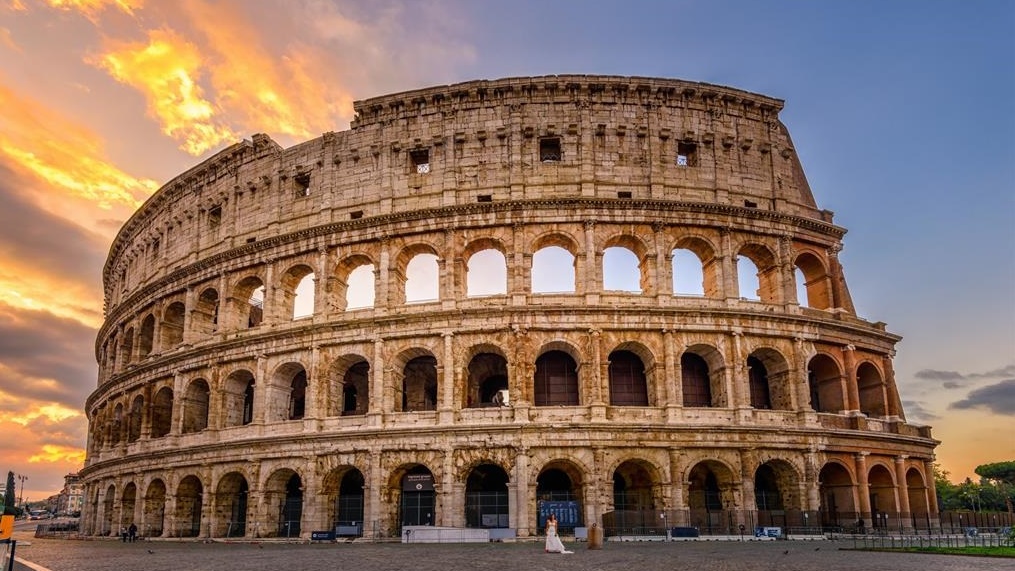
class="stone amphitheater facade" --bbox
[80,75,939,540]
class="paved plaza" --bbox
[8,531,1015,571]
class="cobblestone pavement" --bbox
[9,533,1015,571]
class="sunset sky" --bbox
[0,0,1012,502]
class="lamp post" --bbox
[803,512,809,535]
[660,512,668,541]
[17,474,27,513]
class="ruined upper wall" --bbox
[102,75,830,311]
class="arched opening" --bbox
[182,379,210,433]
[466,248,507,297]
[127,396,143,443]
[345,264,375,309]
[120,482,137,532]
[269,363,308,422]
[857,362,887,417]
[747,356,772,409]
[737,256,761,300]
[868,464,898,527]
[339,360,369,416]
[465,352,509,408]
[138,314,155,357]
[222,370,255,427]
[536,465,583,534]
[687,461,734,534]
[143,480,166,538]
[795,252,832,309]
[681,352,713,407]
[289,371,308,420]
[818,462,857,531]
[101,485,115,535]
[534,350,579,406]
[808,354,845,413]
[325,468,365,536]
[160,302,185,350]
[737,243,779,303]
[399,465,436,529]
[401,356,438,412]
[193,288,219,334]
[612,460,657,533]
[279,264,315,319]
[150,387,173,438]
[119,328,134,366]
[671,248,705,296]
[608,350,648,406]
[280,473,303,537]
[754,464,783,511]
[748,348,793,410]
[232,276,265,329]
[111,403,123,445]
[213,473,247,538]
[906,468,931,527]
[465,463,510,529]
[174,475,202,538]
[603,246,642,293]
[405,253,439,304]
[532,245,576,293]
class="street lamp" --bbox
[803,512,809,535]
[16,474,27,512]
[660,512,668,540]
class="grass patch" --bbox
[875,546,1015,558]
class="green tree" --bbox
[3,471,15,515]
[934,464,964,510]
[975,460,1015,512]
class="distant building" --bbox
[57,473,83,515]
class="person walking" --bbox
[544,514,572,554]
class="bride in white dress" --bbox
[544,514,573,554]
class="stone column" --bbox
[365,451,383,538]
[307,344,322,419]
[793,337,811,413]
[780,235,798,307]
[254,354,269,424]
[439,331,455,423]
[843,345,860,413]
[440,448,455,527]
[720,228,737,300]
[654,221,672,301]
[894,456,911,530]
[314,246,329,320]
[512,447,531,537]
[369,338,384,426]
[584,221,599,303]
[376,239,391,311]
[855,453,871,526]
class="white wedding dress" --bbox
[544,521,573,554]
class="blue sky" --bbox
[0,0,1011,498]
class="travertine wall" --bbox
[81,76,937,540]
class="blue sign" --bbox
[538,500,580,529]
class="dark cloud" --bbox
[0,302,97,408]
[942,381,963,389]
[914,369,965,381]
[902,400,939,422]
[0,162,107,290]
[949,379,1015,416]
[969,364,1015,378]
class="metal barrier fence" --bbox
[851,530,1014,550]
[0,539,15,571]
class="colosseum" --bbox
[81,75,939,541]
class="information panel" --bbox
[537,500,580,529]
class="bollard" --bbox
[587,523,603,550]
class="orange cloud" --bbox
[0,81,157,235]
[0,265,102,327]
[178,0,354,139]
[28,444,86,465]
[45,0,142,17]
[92,27,237,155]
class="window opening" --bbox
[617,191,632,199]
[350,210,364,220]
[744,200,758,208]
[539,137,561,162]
[294,172,311,197]
[208,206,222,228]
[410,149,430,174]
[677,141,697,166]
[477,194,492,202]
